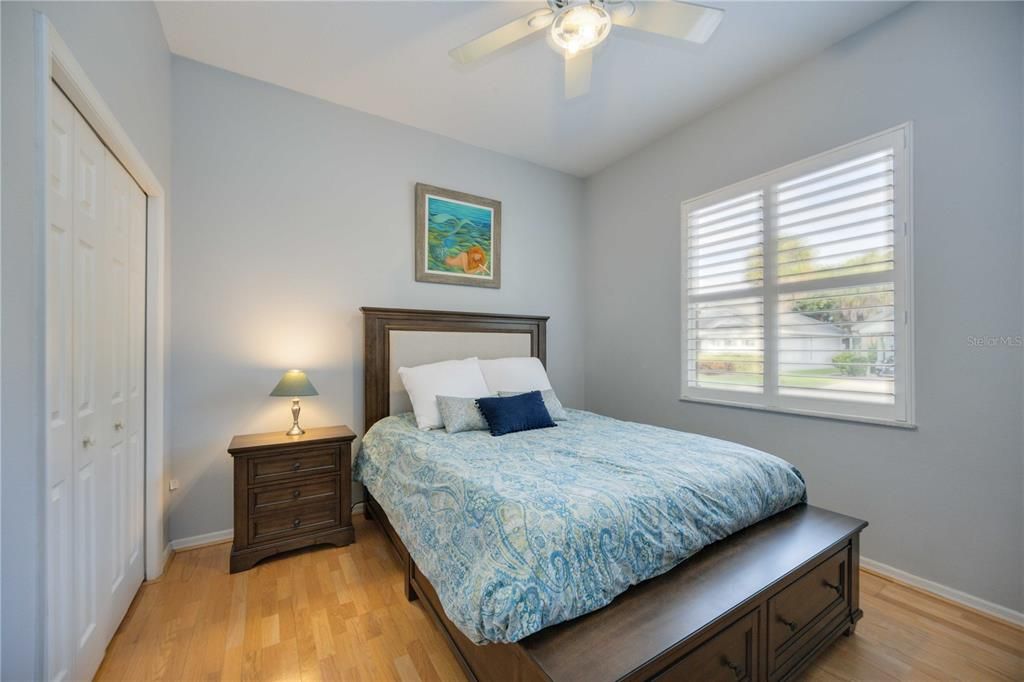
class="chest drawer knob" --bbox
[292,518,302,528]
[721,657,744,680]
[778,615,798,632]
[292,489,301,499]
[823,579,842,595]
[292,461,302,471]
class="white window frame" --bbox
[680,124,915,428]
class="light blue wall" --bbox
[583,2,1024,611]
[167,57,586,542]
[1,3,171,678]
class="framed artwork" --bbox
[415,183,501,288]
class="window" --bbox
[681,125,913,426]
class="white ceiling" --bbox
[155,1,906,177]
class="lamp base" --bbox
[286,397,305,436]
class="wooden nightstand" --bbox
[227,425,356,573]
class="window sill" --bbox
[678,395,917,430]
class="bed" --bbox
[359,307,867,682]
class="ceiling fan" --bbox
[449,0,725,99]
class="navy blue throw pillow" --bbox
[475,391,556,437]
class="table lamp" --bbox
[270,369,319,436]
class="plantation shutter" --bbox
[684,191,765,393]
[681,126,911,425]
[775,149,895,283]
[775,147,898,405]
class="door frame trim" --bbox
[36,8,168,615]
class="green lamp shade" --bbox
[270,370,319,397]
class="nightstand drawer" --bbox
[248,446,339,485]
[249,500,340,544]
[250,476,339,513]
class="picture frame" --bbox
[415,183,501,288]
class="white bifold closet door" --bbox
[46,82,146,682]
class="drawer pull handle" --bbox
[778,615,798,632]
[292,518,302,528]
[292,461,302,471]
[82,436,95,448]
[292,489,301,499]
[721,657,744,679]
[824,579,842,595]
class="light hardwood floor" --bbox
[96,515,1023,681]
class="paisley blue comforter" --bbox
[355,409,806,644]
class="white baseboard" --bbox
[170,528,234,551]
[861,556,1024,628]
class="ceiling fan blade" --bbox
[449,8,554,64]
[564,50,593,100]
[611,1,724,44]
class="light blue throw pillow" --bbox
[497,389,568,421]
[437,395,491,434]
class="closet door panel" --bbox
[107,157,129,598]
[105,157,145,632]
[127,184,147,581]
[45,82,76,682]
[47,84,146,682]
[71,108,112,682]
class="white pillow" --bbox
[479,357,553,393]
[398,357,490,430]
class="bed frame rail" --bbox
[364,490,865,682]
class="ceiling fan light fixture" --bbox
[550,3,612,56]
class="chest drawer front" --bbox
[247,446,339,485]
[249,500,340,545]
[251,476,339,513]
[653,610,759,682]
[768,546,849,665]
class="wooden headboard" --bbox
[361,307,549,433]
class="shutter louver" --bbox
[775,149,895,284]
[687,191,764,295]
[777,284,896,404]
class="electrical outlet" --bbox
[169,479,180,492]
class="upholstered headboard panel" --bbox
[361,308,548,432]
[388,331,532,414]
